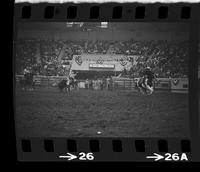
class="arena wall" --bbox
[15,75,188,93]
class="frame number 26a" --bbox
[164,153,188,161]
[146,153,188,161]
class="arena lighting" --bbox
[66,22,73,27]
[74,22,84,27]
[66,22,84,28]
[100,22,108,28]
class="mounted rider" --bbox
[21,66,35,90]
[69,70,78,85]
[65,70,78,90]
[141,66,157,95]
[23,66,32,78]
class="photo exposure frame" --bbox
[13,2,200,162]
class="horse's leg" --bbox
[33,81,35,90]
[28,82,31,91]
[29,83,32,91]
[62,86,65,93]
[30,79,33,91]
[66,86,68,93]
[136,81,144,94]
[31,81,34,90]
[32,81,35,90]
[23,80,26,91]
[139,86,144,94]
[147,86,153,95]
[24,81,27,91]
[26,80,29,91]
[137,82,145,94]
[25,81,28,91]
[21,81,25,90]
[64,86,68,93]
[144,82,153,95]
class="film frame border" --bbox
[13,3,200,162]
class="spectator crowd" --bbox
[16,38,188,78]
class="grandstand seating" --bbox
[15,39,188,77]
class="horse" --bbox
[58,78,78,93]
[58,79,69,92]
[134,77,153,95]
[19,73,35,91]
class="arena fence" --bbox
[15,75,188,93]
[15,75,68,87]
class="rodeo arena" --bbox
[15,22,190,137]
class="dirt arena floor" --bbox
[15,87,190,137]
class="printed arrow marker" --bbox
[146,153,164,161]
[59,153,77,161]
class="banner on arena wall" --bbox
[73,54,131,62]
[75,55,83,65]
[171,78,188,93]
[96,57,104,64]
[119,58,128,66]
[89,64,115,68]
[172,79,179,86]
[72,54,132,71]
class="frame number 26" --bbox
[79,152,94,161]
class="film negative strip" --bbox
[13,2,200,162]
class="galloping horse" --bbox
[58,77,78,93]
[134,76,150,95]
[134,76,156,95]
